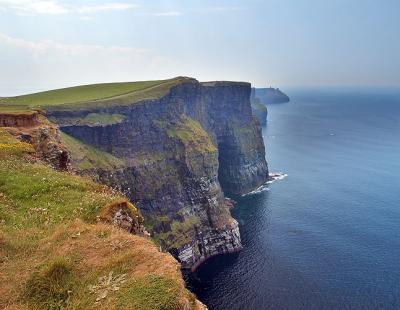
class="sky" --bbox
[0,0,399,95]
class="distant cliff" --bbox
[252,87,290,104]
[1,77,269,271]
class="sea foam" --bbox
[242,172,288,196]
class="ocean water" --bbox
[187,88,400,310]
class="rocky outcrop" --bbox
[98,199,146,235]
[0,111,40,127]
[1,112,70,170]
[21,125,70,170]
[47,78,268,270]
[253,87,290,104]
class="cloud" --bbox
[209,6,242,11]
[0,32,149,55]
[0,33,180,95]
[147,6,241,17]
[76,3,139,14]
[0,0,138,15]
[151,11,181,17]
[194,6,243,14]
[79,15,94,21]
[0,0,68,14]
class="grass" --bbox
[1,220,198,309]
[81,113,126,125]
[0,80,164,106]
[0,129,34,157]
[0,156,124,232]
[0,129,201,309]
[0,77,192,112]
[60,132,125,170]
[117,274,189,310]
[58,113,126,126]
[0,105,39,115]
[24,257,75,309]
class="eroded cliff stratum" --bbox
[1,77,269,270]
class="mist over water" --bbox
[187,88,400,310]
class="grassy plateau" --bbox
[0,77,191,112]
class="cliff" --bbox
[253,87,290,104]
[0,125,206,309]
[1,77,269,271]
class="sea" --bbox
[187,87,400,310]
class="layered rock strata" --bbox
[48,78,268,269]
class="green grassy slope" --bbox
[0,77,191,111]
[1,80,164,106]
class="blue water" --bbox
[188,88,400,310]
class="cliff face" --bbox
[48,78,268,270]
[195,82,268,195]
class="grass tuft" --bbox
[24,257,75,309]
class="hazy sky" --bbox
[1,0,399,95]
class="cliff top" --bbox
[0,104,40,115]
[0,77,254,113]
[201,81,250,87]
[0,76,195,112]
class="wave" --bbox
[242,184,270,196]
[267,172,288,183]
[242,173,288,196]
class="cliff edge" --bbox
[0,117,206,309]
[1,77,269,270]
